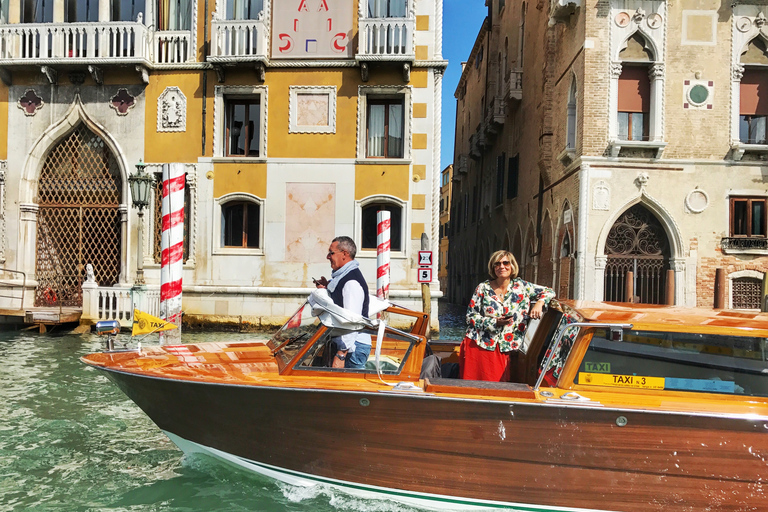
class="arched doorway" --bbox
[35,124,122,306]
[604,204,670,304]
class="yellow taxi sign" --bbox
[580,372,665,390]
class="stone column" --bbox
[119,204,129,284]
[608,62,622,141]
[671,258,687,306]
[99,0,110,21]
[18,203,39,304]
[594,255,607,302]
[648,63,665,141]
[731,64,744,148]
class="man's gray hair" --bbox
[333,236,357,259]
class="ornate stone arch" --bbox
[20,95,130,205]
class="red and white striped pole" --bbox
[160,163,185,344]
[376,210,390,302]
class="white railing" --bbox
[358,18,414,59]
[82,281,161,328]
[210,19,267,59]
[153,30,190,63]
[0,22,149,61]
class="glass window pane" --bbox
[752,201,765,236]
[248,103,259,156]
[228,103,246,156]
[388,103,403,158]
[367,104,386,157]
[389,0,406,17]
[223,203,244,247]
[740,115,751,143]
[361,204,402,251]
[114,0,145,21]
[755,116,767,144]
[617,112,629,140]
[246,203,260,248]
[733,200,748,236]
[631,112,645,141]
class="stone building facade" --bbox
[449,0,767,311]
[0,0,445,328]
[438,163,451,292]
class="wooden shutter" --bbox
[618,66,650,113]
[740,69,768,116]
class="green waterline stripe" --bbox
[236,455,603,512]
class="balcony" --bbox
[506,68,523,101]
[357,18,414,61]
[153,31,191,64]
[0,22,150,64]
[209,19,268,63]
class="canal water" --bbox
[0,303,467,512]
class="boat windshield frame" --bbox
[268,302,324,367]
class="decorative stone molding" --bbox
[110,89,135,116]
[356,85,413,160]
[592,181,610,210]
[157,87,187,132]
[212,85,268,158]
[18,89,43,116]
[594,255,608,271]
[635,172,650,190]
[731,7,768,153]
[610,61,623,78]
[684,188,709,213]
[288,86,336,134]
[732,63,745,81]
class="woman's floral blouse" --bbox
[465,278,556,352]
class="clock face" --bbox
[615,12,631,28]
[737,17,752,33]
[647,13,662,29]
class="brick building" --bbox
[449,0,767,311]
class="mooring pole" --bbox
[421,233,431,339]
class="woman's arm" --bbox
[524,281,556,319]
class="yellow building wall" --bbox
[355,164,409,200]
[213,163,267,198]
[144,71,208,163]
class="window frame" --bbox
[357,85,412,162]
[213,85,268,160]
[213,193,265,255]
[365,98,405,159]
[729,196,767,238]
[355,195,408,258]
[289,85,337,134]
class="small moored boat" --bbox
[81,296,768,511]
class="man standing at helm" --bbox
[314,236,372,369]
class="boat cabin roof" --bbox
[567,301,768,335]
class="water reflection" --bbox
[437,301,466,341]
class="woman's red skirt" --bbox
[458,336,511,382]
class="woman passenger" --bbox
[460,250,556,382]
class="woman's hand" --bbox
[529,300,545,320]
[495,316,514,327]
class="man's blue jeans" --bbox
[345,342,371,369]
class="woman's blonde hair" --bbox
[487,250,519,280]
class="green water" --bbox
[0,329,438,512]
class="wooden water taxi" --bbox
[81,296,768,511]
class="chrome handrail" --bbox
[534,322,634,391]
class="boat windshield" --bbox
[576,329,768,397]
[269,302,322,366]
[538,301,584,385]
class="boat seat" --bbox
[424,378,535,399]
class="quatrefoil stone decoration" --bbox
[110,88,135,116]
[18,89,43,116]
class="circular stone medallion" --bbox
[688,84,709,106]
[615,12,631,27]
[685,189,709,213]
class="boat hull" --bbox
[101,368,768,512]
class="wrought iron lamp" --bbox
[128,160,153,285]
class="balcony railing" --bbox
[721,237,768,251]
[358,18,414,60]
[209,19,268,61]
[154,30,190,64]
[0,22,149,62]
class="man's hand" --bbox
[332,350,348,368]
[314,276,329,288]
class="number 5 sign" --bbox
[418,268,432,283]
